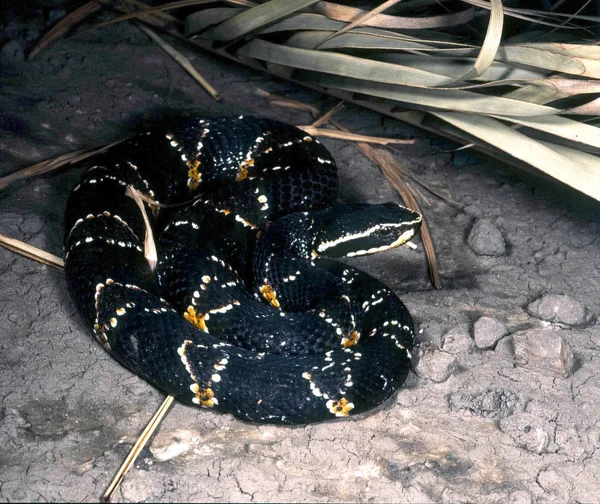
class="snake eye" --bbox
[379,226,394,236]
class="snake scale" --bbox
[64,116,422,424]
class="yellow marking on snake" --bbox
[341,330,360,348]
[259,283,280,309]
[184,306,209,332]
[186,159,202,189]
[190,383,217,407]
[177,340,218,407]
[236,157,254,181]
[326,398,354,417]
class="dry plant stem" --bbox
[0,140,123,191]
[298,126,415,145]
[28,1,102,59]
[78,0,215,33]
[311,101,345,128]
[0,234,64,270]
[121,0,180,23]
[102,395,175,502]
[135,22,221,101]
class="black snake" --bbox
[64,116,422,424]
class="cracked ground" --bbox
[1,9,599,504]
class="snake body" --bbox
[64,116,421,424]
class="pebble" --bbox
[467,219,506,256]
[414,345,458,383]
[473,316,507,349]
[442,324,473,354]
[511,328,575,378]
[527,294,587,326]
[447,388,521,419]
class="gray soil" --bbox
[1,8,599,503]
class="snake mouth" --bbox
[342,225,418,258]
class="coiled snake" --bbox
[64,116,421,424]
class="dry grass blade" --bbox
[315,0,405,48]
[120,0,180,23]
[126,186,158,271]
[79,0,199,33]
[102,395,175,502]
[296,71,562,116]
[490,112,600,148]
[204,0,320,42]
[317,1,476,29]
[298,126,415,145]
[462,0,600,25]
[255,88,321,115]
[311,100,345,127]
[238,39,469,88]
[0,140,124,191]
[441,0,503,84]
[431,111,600,200]
[136,22,221,101]
[28,1,101,59]
[0,234,64,270]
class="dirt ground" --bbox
[1,6,599,503]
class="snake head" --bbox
[314,203,422,258]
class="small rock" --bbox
[500,412,553,454]
[512,328,575,378]
[442,324,472,354]
[473,316,507,349]
[467,219,506,256]
[447,388,520,419]
[463,205,483,218]
[527,294,587,325]
[414,345,458,383]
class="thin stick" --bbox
[135,22,221,101]
[0,140,123,191]
[298,126,415,145]
[311,101,345,128]
[102,395,175,502]
[28,1,102,59]
[0,234,64,270]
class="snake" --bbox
[64,115,422,424]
